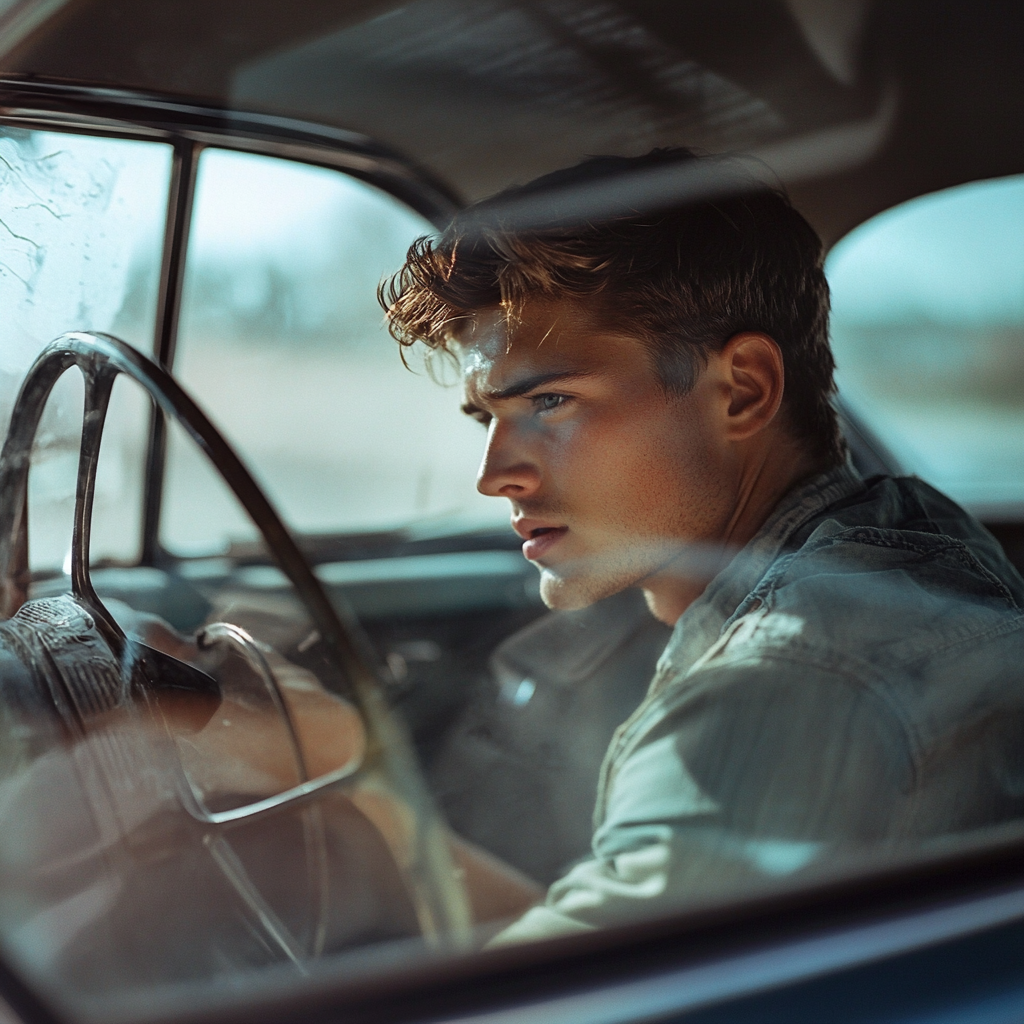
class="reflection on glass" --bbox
[165,148,504,556]
[0,129,171,566]
[4,135,1023,1022]
[172,621,316,817]
[0,588,442,995]
[827,174,1024,513]
[0,345,471,1012]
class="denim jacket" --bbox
[497,464,1024,942]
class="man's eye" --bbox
[535,394,567,412]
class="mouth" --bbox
[518,523,569,562]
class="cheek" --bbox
[552,403,728,532]
[651,403,731,508]
[624,423,713,512]
[541,415,638,494]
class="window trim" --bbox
[0,76,460,568]
[0,77,460,224]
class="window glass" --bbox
[2,410,467,1016]
[827,175,1024,513]
[11,138,1024,1023]
[0,129,172,567]
[164,149,502,556]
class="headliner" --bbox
[0,0,1021,245]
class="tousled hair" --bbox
[380,148,843,466]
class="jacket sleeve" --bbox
[491,653,910,944]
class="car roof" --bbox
[0,0,1022,245]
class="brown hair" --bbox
[380,148,843,466]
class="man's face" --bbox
[456,298,736,611]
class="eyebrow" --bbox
[461,370,596,416]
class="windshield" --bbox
[0,129,171,571]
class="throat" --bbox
[641,573,713,625]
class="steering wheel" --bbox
[0,333,470,985]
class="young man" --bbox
[381,149,1024,941]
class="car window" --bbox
[163,148,504,556]
[2,4,1024,1012]
[0,128,171,569]
[827,174,1024,514]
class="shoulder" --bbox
[743,475,1024,660]
[650,476,1024,763]
[793,474,1024,605]
[592,477,1024,850]
[628,475,1024,757]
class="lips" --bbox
[514,518,569,562]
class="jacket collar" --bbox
[656,461,866,681]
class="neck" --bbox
[642,434,826,625]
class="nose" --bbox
[476,420,542,499]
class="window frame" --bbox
[0,75,459,571]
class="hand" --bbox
[259,646,367,780]
[104,600,366,794]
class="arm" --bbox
[492,655,906,944]
[118,604,545,925]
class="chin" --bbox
[537,565,633,611]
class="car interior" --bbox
[0,1,1022,1022]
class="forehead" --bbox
[454,298,651,392]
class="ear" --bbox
[718,332,785,442]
